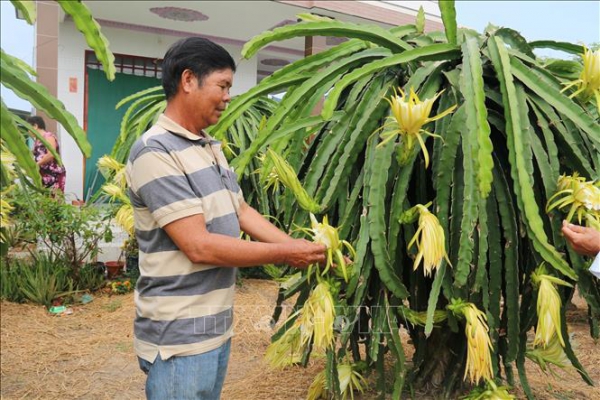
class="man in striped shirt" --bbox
[127,37,326,400]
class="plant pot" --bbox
[105,261,124,279]
[71,200,85,206]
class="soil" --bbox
[1,279,599,399]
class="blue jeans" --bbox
[138,339,231,400]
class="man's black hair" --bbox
[162,37,236,100]
[26,115,46,130]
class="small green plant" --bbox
[77,263,106,291]
[0,261,26,303]
[9,186,113,278]
[103,299,122,312]
[16,252,75,307]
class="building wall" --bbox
[57,21,257,200]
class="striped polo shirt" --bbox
[126,114,244,362]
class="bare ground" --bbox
[1,279,599,399]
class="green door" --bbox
[85,68,160,199]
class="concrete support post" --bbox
[35,1,60,134]
[304,35,328,115]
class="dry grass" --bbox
[1,279,599,399]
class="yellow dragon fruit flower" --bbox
[546,173,600,227]
[448,299,494,384]
[407,204,451,277]
[254,153,280,192]
[531,264,573,348]
[264,320,304,369]
[101,183,125,201]
[526,334,571,377]
[115,204,135,236]
[97,155,123,175]
[0,186,15,242]
[305,213,356,282]
[561,46,600,112]
[556,173,585,192]
[307,362,367,400]
[399,306,448,327]
[265,149,321,213]
[97,155,127,189]
[299,281,336,350]
[1,145,17,180]
[378,87,456,168]
[463,305,494,384]
[461,379,515,400]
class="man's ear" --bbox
[180,69,197,94]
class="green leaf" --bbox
[460,37,494,198]
[388,145,419,268]
[322,43,460,120]
[488,36,576,280]
[214,41,369,142]
[297,13,333,22]
[1,47,36,76]
[242,20,411,59]
[111,97,166,163]
[0,50,91,158]
[486,185,503,376]
[438,0,457,45]
[510,57,600,147]
[236,48,391,175]
[510,58,600,146]
[528,94,594,177]
[316,77,393,209]
[115,85,163,110]
[492,162,520,362]
[266,112,343,154]
[529,101,560,179]
[56,0,116,81]
[424,264,446,337]
[368,138,408,299]
[10,0,36,24]
[495,28,535,59]
[454,88,479,287]
[402,61,445,95]
[528,40,585,56]
[543,59,582,80]
[416,6,425,34]
[1,100,41,186]
[211,74,310,143]
[390,25,418,39]
[384,295,406,397]
[434,108,464,292]
[473,196,489,294]
[559,307,593,384]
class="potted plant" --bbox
[104,259,124,279]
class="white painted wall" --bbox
[57,21,257,200]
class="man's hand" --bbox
[562,221,600,257]
[283,239,327,268]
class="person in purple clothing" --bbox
[27,115,66,192]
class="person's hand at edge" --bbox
[561,220,600,257]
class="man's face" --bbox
[188,68,233,130]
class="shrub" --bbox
[9,187,113,278]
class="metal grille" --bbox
[85,51,162,79]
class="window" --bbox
[85,51,163,79]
